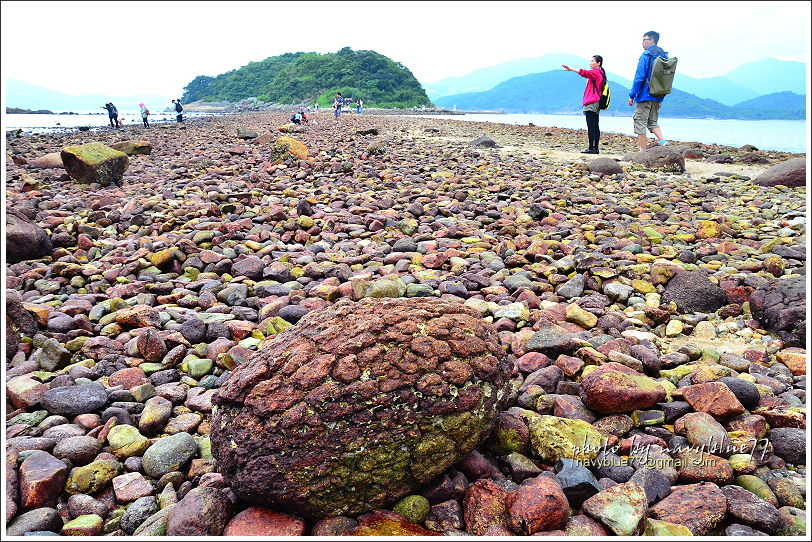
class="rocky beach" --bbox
[4,111,808,537]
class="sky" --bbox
[1,0,810,100]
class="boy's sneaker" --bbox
[657,140,670,146]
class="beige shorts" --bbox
[633,101,662,135]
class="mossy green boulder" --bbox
[62,514,104,536]
[61,142,129,186]
[65,460,122,494]
[210,298,513,520]
[528,415,606,463]
[392,495,431,523]
[107,424,150,459]
[109,140,153,155]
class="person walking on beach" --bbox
[629,31,669,150]
[333,93,343,119]
[356,99,363,115]
[172,99,184,123]
[563,56,607,154]
[139,103,150,128]
[102,103,120,128]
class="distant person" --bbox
[314,103,319,111]
[139,103,150,128]
[356,99,363,114]
[629,30,669,150]
[290,111,303,124]
[102,102,120,128]
[333,93,343,118]
[563,55,607,154]
[172,99,184,123]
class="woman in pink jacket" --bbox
[563,55,606,154]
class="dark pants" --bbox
[584,111,600,149]
[176,114,183,123]
[109,115,116,127]
[142,117,149,127]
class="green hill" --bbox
[434,70,805,120]
[181,47,432,108]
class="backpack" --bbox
[175,102,183,113]
[591,72,611,110]
[648,56,678,98]
[145,109,150,115]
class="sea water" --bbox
[3,111,219,133]
[409,113,808,154]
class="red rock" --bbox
[775,348,806,376]
[515,352,553,373]
[6,375,49,409]
[565,514,610,536]
[505,475,569,534]
[482,524,515,535]
[421,253,448,269]
[649,482,728,535]
[107,367,148,390]
[462,479,510,535]
[681,381,745,419]
[223,507,306,536]
[579,362,666,413]
[115,305,160,328]
[674,449,734,484]
[112,472,154,502]
[136,329,167,362]
[19,451,68,509]
[554,354,584,377]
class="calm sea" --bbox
[3,111,218,134]
[411,113,808,154]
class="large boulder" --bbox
[623,147,685,173]
[6,208,53,264]
[753,158,806,188]
[749,276,805,347]
[109,140,153,155]
[661,270,726,313]
[587,157,623,175]
[270,136,308,163]
[61,142,129,186]
[5,290,39,359]
[211,298,513,519]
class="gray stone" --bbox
[41,384,108,416]
[141,432,198,478]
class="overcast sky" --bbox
[1,1,809,99]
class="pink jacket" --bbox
[578,68,604,106]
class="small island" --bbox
[6,107,56,114]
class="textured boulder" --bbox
[61,142,129,185]
[270,136,308,163]
[6,209,53,264]
[587,157,623,175]
[753,158,806,188]
[749,276,805,347]
[211,298,513,519]
[6,290,39,359]
[109,140,153,155]
[623,147,685,172]
[662,270,726,313]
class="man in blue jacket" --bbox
[628,31,669,150]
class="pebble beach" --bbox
[4,111,808,536]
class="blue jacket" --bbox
[630,45,668,103]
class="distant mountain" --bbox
[426,55,807,107]
[423,53,633,100]
[672,74,758,106]
[5,79,173,112]
[182,47,431,108]
[724,58,807,95]
[434,70,805,120]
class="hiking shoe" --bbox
[580,148,597,154]
[657,140,670,146]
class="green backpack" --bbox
[648,56,678,98]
